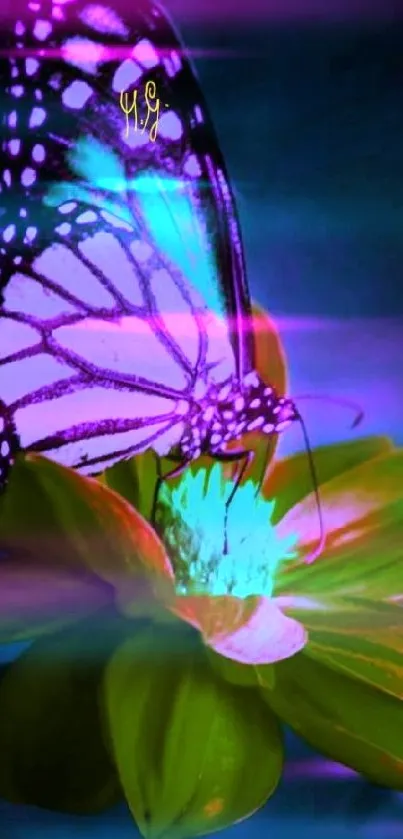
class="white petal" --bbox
[205,596,307,665]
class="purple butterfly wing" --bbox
[0,0,254,481]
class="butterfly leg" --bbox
[214,448,254,554]
[151,455,191,528]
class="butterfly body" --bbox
[0,0,297,491]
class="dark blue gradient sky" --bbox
[164,12,403,317]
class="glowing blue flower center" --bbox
[157,464,297,599]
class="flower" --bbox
[157,463,297,599]
[3,303,403,795]
[152,460,306,666]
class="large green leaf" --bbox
[274,449,403,600]
[0,455,174,637]
[282,597,403,699]
[103,623,283,838]
[260,647,403,788]
[0,456,115,642]
[267,436,394,522]
[102,449,159,521]
[0,615,124,813]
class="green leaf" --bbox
[103,623,283,838]
[205,647,261,688]
[0,455,174,635]
[260,647,403,789]
[268,436,394,523]
[285,597,403,700]
[102,450,159,521]
[0,456,114,643]
[0,615,124,813]
[274,449,403,601]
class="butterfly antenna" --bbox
[294,394,364,429]
[295,411,326,564]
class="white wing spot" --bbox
[77,210,98,224]
[15,21,25,35]
[244,371,259,388]
[112,59,142,91]
[25,227,38,242]
[35,89,43,101]
[184,155,202,178]
[79,4,129,36]
[33,20,53,41]
[121,128,149,148]
[20,208,27,218]
[164,50,182,77]
[26,58,39,76]
[132,39,159,68]
[21,168,36,187]
[211,433,223,446]
[263,423,275,433]
[62,80,93,109]
[3,170,11,186]
[49,74,62,91]
[62,37,106,73]
[11,85,24,98]
[158,111,183,141]
[8,139,21,156]
[32,143,46,163]
[59,202,78,214]
[234,396,245,412]
[250,398,261,409]
[55,223,72,236]
[194,106,203,124]
[3,225,16,243]
[11,66,19,79]
[8,111,17,128]
[247,416,265,431]
[29,107,46,128]
[1,442,10,458]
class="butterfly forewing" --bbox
[0,0,253,481]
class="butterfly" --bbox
[0,0,299,499]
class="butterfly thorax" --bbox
[179,371,298,460]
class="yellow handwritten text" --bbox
[119,81,164,143]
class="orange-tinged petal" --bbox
[171,594,306,665]
[252,303,288,395]
[274,449,403,601]
[265,436,394,523]
[224,303,288,483]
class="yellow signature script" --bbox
[119,81,166,144]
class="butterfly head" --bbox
[180,371,298,461]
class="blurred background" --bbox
[1,0,403,836]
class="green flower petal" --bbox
[0,456,115,642]
[101,449,158,521]
[103,624,283,838]
[0,454,175,629]
[275,448,403,600]
[277,597,403,699]
[267,435,394,524]
[0,615,123,813]
[260,646,403,788]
